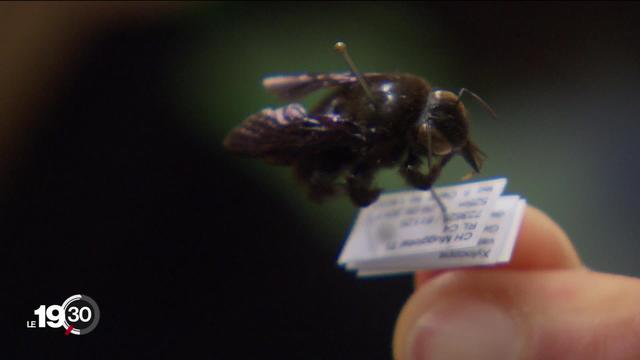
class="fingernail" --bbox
[408,301,522,360]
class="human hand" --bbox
[393,206,640,360]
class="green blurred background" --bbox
[3,2,640,358]
[178,2,640,275]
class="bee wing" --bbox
[262,72,360,100]
[223,104,357,165]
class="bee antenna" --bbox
[457,88,497,119]
[334,42,375,103]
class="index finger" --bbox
[415,205,582,287]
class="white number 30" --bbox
[68,306,92,322]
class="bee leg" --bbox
[346,164,381,207]
[294,156,345,202]
[400,152,453,190]
[307,174,342,201]
[461,171,478,181]
[401,152,454,224]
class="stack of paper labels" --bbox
[337,178,526,277]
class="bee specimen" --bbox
[224,42,495,218]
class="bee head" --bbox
[417,89,494,172]
[426,90,467,122]
[416,90,469,157]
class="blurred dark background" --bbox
[2,2,640,358]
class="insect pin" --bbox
[224,42,496,223]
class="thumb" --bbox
[393,207,640,360]
[393,269,640,360]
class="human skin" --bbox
[393,206,640,360]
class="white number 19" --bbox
[34,304,91,328]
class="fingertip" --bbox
[414,270,446,288]
[508,205,582,269]
[414,205,582,288]
[397,271,640,360]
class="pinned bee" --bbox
[224,42,496,219]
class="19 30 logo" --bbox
[27,294,100,335]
